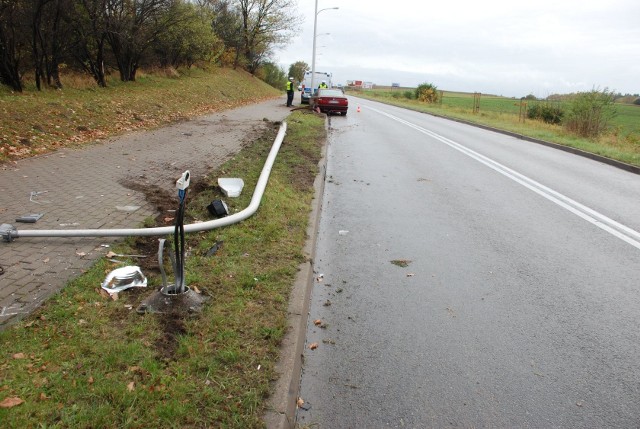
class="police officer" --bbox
[318,80,328,89]
[286,77,295,107]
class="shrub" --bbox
[527,102,564,125]
[415,82,440,103]
[564,88,617,138]
[403,90,414,100]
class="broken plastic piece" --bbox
[29,191,50,204]
[218,178,244,197]
[206,241,224,257]
[176,170,191,190]
[207,199,229,217]
[101,266,147,293]
[16,213,44,223]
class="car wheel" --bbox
[341,111,347,116]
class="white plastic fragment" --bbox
[218,178,244,197]
[101,266,147,293]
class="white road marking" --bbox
[368,106,640,250]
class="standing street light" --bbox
[311,1,339,92]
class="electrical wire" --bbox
[174,188,187,293]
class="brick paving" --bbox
[0,98,290,329]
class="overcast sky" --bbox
[275,0,640,97]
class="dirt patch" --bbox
[154,311,187,361]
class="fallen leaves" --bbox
[0,397,25,408]
[390,259,412,268]
[308,343,318,350]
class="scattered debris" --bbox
[296,398,311,411]
[323,300,331,307]
[116,205,141,212]
[390,259,412,268]
[218,178,244,197]
[105,251,147,259]
[15,213,44,223]
[338,230,349,235]
[313,319,322,326]
[207,199,229,217]
[205,241,224,257]
[29,191,50,204]
[316,274,324,282]
[101,266,148,294]
[308,342,318,350]
[407,273,415,277]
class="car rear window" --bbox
[319,90,344,97]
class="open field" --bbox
[352,88,640,167]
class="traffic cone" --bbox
[357,106,361,113]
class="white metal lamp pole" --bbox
[310,2,338,92]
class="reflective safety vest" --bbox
[319,83,328,89]
[286,81,294,91]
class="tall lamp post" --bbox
[311,1,338,92]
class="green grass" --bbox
[354,88,640,167]
[0,110,326,428]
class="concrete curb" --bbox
[263,119,328,428]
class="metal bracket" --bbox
[16,213,44,223]
[0,224,17,242]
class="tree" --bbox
[31,0,69,90]
[70,0,109,87]
[204,0,244,69]
[0,0,28,91]
[154,1,222,68]
[287,60,307,83]
[238,0,300,74]
[103,0,173,82]
[258,60,285,89]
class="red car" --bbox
[311,88,348,115]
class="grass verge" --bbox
[352,89,640,167]
[0,110,325,428]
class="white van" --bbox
[301,71,332,104]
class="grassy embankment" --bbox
[0,67,281,162]
[352,88,640,167]
[0,68,325,427]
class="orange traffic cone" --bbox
[357,106,361,113]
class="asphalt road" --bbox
[296,97,640,428]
